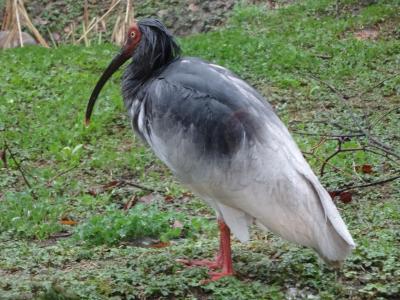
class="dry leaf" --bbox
[87,188,99,196]
[339,191,352,203]
[102,180,120,189]
[328,191,339,199]
[361,164,373,174]
[124,195,137,210]
[60,219,78,226]
[164,194,174,202]
[149,241,171,248]
[182,191,194,198]
[355,164,373,174]
[88,180,121,196]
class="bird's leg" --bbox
[206,219,234,282]
[177,219,225,270]
[177,219,234,283]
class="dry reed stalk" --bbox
[46,27,57,47]
[77,0,122,43]
[82,22,89,46]
[71,22,76,44]
[14,0,24,46]
[112,0,134,45]
[83,0,89,46]
[16,0,49,47]
[1,0,17,47]
[1,0,13,30]
[111,15,121,44]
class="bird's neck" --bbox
[122,64,146,99]
[121,55,176,110]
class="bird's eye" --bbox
[130,31,136,38]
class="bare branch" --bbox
[300,72,400,160]
[118,179,166,194]
[320,138,343,177]
[356,72,400,99]
[291,130,365,140]
[303,151,354,178]
[47,165,80,183]
[333,174,400,194]
[4,139,37,199]
[369,106,400,130]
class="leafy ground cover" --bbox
[1,0,399,299]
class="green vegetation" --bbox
[1,0,399,299]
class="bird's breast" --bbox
[126,96,148,142]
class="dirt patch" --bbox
[354,27,379,41]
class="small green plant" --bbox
[0,191,65,240]
[75,203,210,246]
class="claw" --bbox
[176,258,221,270]
[200,270,235,284]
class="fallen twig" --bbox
[291,130,365,140]
[333,174,400,194]
[49,232,73,239]
[315,53,332,59]
[319,139,397,177]
[303,151,353,178]
[309,137,327,154]
[320,138,345,177]
[119,180,165,194]
[88,179,166,196]
[47,165,79,183]
[4,139,37,199]
[355,72,400,99]
[302,72,400,160]
[305,73,350,100]
[369,105,400,130]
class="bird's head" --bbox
[85,19,180,125]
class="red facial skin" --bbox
[123,24,142,57]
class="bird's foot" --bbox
[200,270,235,284]
[176,258,221,270]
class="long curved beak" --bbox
[85,51,130,125]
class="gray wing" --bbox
[131,58,281,180]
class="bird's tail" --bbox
[304,174,356,265]
[314,220,355,267]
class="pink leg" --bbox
[177,219,224,270]
[206,219,234,282]
[178,219,235,282]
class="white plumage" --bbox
[135,61,355,265]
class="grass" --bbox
[1,0,399,299]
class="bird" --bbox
[85,19,355,282]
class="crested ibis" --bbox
[86,19,355,281]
